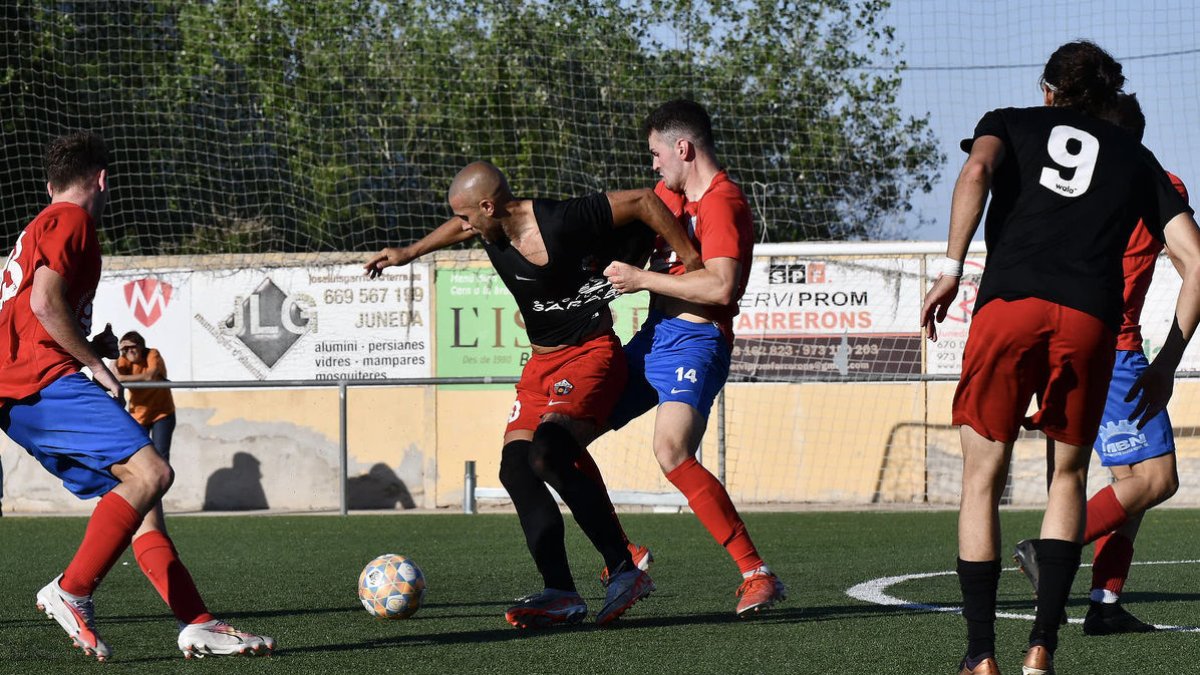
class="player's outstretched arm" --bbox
[606,189,701,271]
[1129,212,1200,426]
[29,266,124,402]
[364,217,477,278]
[921,135,1003,341]
[606,256,739,306]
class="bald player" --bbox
[365,162,700,628]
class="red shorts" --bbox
[505,332,627,434]
[952,297,1116,446]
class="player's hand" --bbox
[94,367,126,405]
[364,247,413,279]
[920,275,959,342]
[1125,361,1174,429]
[91,323,119,359]
[604,261,645,294]
[680,251,703,272]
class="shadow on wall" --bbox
[204,452,269,511]
[348,463,416,510]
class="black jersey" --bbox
[483,193,646,347]
[964,106,1192,331]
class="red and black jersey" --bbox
[964,106,1192,331]
[483,193,641,347]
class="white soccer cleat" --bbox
[35,575,111,661]
[177,619,275,658]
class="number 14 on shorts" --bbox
[675,367,697,383]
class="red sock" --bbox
[1084,486,1130,544]
[574,449,629,545]
[133,531,214,625]
[1091,532,1134,596]
[665,457,763,573]
[60,492,144,597]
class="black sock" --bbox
[529,422,633,574]
[499,440,574,592]
[1030,539,1082,653]
[958,558,1001,661]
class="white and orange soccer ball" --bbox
[358,554,426,619]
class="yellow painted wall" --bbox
[10,379,1200,512]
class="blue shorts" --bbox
[1,373,151,499]
[1093,350,1175,467]
[608,312,731,430]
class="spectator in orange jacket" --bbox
[115,331,176,460]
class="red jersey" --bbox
[0,202,101,403]
[650,171,755,339]
[1117,172,1189,352]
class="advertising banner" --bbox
[434,264,649,380]
[94,269,195,379]
[186,264,432,381]
[924,257,986,376]
[731,257,924,380]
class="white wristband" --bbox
[937,256,964,278]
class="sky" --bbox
[877,1,1200,240]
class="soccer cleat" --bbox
[504,589,587,629]
[599,542,654,586]
[35,575,110,661]
[177,619,275,658]
[1013,539,1040,596]
[596,564,655,626]
[735,572,787,617]
[958,655,1001,675]
[1082,600,1158,635]
[1021,644,1054,675]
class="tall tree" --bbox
[0,0,940,254]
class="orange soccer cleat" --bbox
[735,571,787,617]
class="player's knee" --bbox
[1148,471,1179,503]
[652,439,689,474]
[122,456,172,502]
[499,440,533,490]
[148,457,174,497]
[529,423,580,481]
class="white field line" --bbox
[845,560,1200,632]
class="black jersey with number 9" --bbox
[964,106,1192,331]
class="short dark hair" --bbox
[120,330,146,348]
[641,99,715,152]
[1041,41,1124,117]
[1103,92,1146,141]
[45,131,109,191]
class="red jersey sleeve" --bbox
[694,193,749,261]
[35,208,91,279]
[1168,172,1189,204]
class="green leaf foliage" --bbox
[0,0,941,255]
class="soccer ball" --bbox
[358,554,426,619]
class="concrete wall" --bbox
[6,380,1200,513]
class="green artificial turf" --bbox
[1,510,1197,674]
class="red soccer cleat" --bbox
[735,572,787,617]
